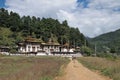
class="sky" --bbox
[0,0,5,8]
[0,0,120,38]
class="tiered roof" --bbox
[41,38,60,46]
[25,36,43,43]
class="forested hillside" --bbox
[90,29,120,54]
[0,8,86,48]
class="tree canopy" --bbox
[0,8,87,47]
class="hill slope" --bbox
[0,8,86,48]
[89,29,120,53]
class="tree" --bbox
[62,20,68,27]
[0,8,88,49]
[8,11,21,32]
[110,47,116,53]
[81,46,93,56]
[0,8,9,27]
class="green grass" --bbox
[78,57,120,80]
[0,56,69,80]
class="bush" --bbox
[81,46,93,56]
[97,53,117,60]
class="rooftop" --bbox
[25,36,43,43]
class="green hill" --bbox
[89,29,120,54]
[0,8,87,48]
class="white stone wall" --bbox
[18,43,60,53]
[19,43,42,53]
[42,45,60,54]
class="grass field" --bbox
[78,57,120,80]
[0,56,69,80]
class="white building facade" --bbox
[18,38,61,55]
[41,43,60,55]
[18,42,42,53]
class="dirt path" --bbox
[56,59,112,80]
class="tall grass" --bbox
[0,56,69,80]
[78,57,120,80]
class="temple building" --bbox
[18,37,42,53]
[18,37,60,55]
[41,38,60,55]
[0,46,10,55]
[17,36,81,56]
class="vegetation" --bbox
[0,56,69,80]
[78,57,120,80]
[89,29,120,55]
[80,46,93,56]
[0,8,87,48]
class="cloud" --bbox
[5,0,76,18]
[5,0,120,37]
[57,0,120,37]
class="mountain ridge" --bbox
[89,28,120,54]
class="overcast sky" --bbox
[1,0,120,37]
